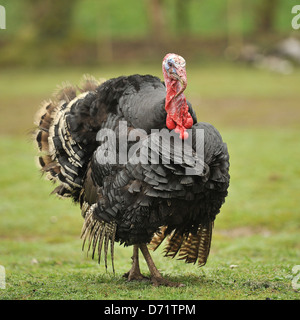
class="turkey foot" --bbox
[123,245,149,282]
[139,243,185,287]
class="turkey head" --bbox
[162,53,193,140]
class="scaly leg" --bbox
[123,244,148,281]
[139,243,184,287]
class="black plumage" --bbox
[34,63,230,287]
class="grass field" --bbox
[0,62,299,300]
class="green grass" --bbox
[0,63,299,300]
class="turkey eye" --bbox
[168,61,173,67]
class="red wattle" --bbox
[184,113,193,129]
[166,114,176,130]
[163,69,193,140]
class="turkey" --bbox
[34,53,230,287]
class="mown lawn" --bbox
[0,63,299,300]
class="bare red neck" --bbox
[164,75,193,140]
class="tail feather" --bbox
[150,222,214,267]
[164,231,185,258]
[81,204,117,272]
[53,82,77,103]
[34,75,105,199]
[177,232,194,262]
[149,226,168,251]
[78,74,105,93]
[197,222,213,266]
[34,100,61,181]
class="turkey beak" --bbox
[173,67,187,97]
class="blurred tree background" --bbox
[0,0,299,67]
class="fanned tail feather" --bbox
[34,75,105,198]
[149,226,168,251]
[164,231,185,258]
[34,99,61,181]
[150,222,214,267]
[78,74,106,93]
[81,204,117,272]
[197,222,214,266]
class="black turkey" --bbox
[34,53,230,287]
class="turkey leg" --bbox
[139,243,184,287]
[123,244,148,281]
